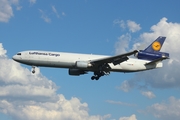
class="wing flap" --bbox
[112,56,129,65]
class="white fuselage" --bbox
[12,50,163,73]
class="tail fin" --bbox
[144,36,166,52]
[136,36,169,61]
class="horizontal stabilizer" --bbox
[145,56,169,65]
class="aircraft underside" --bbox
[29,60,154,80]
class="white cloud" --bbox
[0,0,21,22]
[16,6,22,10]
[113,19,141,33]
[117,17,180,90]
[38,5,65,23]
[0,43,110,120]
[116,80,134,92]
[113,19,126,29]
[119,114,137,120]
[39,9,51,23]
[0,95,111,120]
[62,12,66,16]
[145,96,180,120]
[0,43,7,56]
[29,0,36,5]
[52,5,60,18]
[135,17,180,89]
[106,100,136,107]
[0,0,14,22]
[115,33,131,54]
[141,91,156,99]
[127,20,141,33]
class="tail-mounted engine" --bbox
[135,50,169,61]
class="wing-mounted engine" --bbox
[75,61,92,68]
[135,50,169,61]
[69,69,87,76]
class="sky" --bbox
[0,0,180,120]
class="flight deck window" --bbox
[17,53,21,55]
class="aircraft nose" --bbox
[12,55,17,60]
[12,52,23,62]
[12,55,19,61]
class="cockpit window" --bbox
[17,53,21,55]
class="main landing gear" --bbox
[91,71,110,80]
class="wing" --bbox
[90,50,138,66]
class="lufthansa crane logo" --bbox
[152,41,161,51]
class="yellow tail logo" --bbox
[152,41,161,51]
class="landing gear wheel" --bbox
[91,76,99,80]
[32,66,36,74]
[91,76,95,80]
[95,77,99,80]
[91,70,110,80]
[32,70,35,74]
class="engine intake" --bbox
[76,61,92,68]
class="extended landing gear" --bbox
[91,75,100,80]
[91,71,110,80]
[32,66,36,74]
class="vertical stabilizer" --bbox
[144,36,166,52]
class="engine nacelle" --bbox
[68,69,86,76]
[135,50,169,60]
[76,61,92,68]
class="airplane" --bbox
[12,36,169,80]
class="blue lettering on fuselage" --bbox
[29,52,60,57]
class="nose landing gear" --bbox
[32,66,36,74]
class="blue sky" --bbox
[0,0,180,120]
